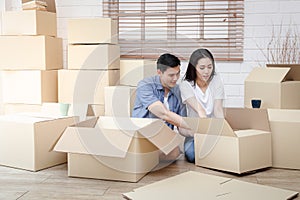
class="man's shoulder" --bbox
[138,75,159,87]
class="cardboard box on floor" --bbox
[189,108,272,174]
[120,59,157,86]
[58,69,119,104]
[0,114,77,171]
[1,10,57,37]
[0,35,63,70]
[2,70,58,104]
[68,44,120,70]
[123,171,299,200]
[104,86,136,117]
[67,18,118,44]
[54,116,182,182]
[244,66,300,109]
[268,109,300,170]
[3,103,43,115]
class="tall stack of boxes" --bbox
[0,8,77,171]
[0,10,62,113]
[58,18,120,117]
[244,64,300,169]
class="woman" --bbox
[179,48,225,163]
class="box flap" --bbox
[234,129,270,137]
[267,64,300,81]
[225,108,270,132]
[53,123,133,158]
[183,117,236,137]
[137,119,182,155]
[268,109,300,122]
[245,67,290,83]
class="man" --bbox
[132,53,192,160]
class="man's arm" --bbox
[148,101,193,137]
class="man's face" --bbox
[158,65,181,89]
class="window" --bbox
[103,0,244,61]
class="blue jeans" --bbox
[184,137,195,163]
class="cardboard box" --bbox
[190,108,272,174]
[104,86,136,117]
[58,69,119,104]
[22,0,47,11]
[2,10,57,37]
[268,109,300,169]
[68,44,120,70]
[0,35,63,70]
[120,59,157,86]
[2,70,58,104]
[86,104,105,117]
[0,114,77,171]
[123,171,299,200]
[3,103,43,115]
[22,0,56,13]
[68,18,118,44]
[54,117,182,182]
[244,66,300,109]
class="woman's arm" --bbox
[185,97,207,118]
[213,99,224,118]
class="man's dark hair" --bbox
[157,53,181,73]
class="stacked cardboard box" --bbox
[58,18,120,117]
[0,10,63,113]
[245,64,300,170]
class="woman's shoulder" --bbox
[210,73,224,87]
[211,73,223,83]
[179,79,194,89]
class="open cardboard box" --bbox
[268,109,300,169]
[188,108,272,174]
[123,171,298,200]
[53,116,182,182]
[0,113,77,171]
[244,66,300,109]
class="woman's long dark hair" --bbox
[183,48,216,86]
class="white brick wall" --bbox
[0,0,300,113]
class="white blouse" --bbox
[179,73,225,118]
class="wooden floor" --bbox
[1,155,299,200]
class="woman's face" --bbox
[195,57,213,82]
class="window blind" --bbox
[103,0,244,61]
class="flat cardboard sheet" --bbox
[123,171,298,200]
